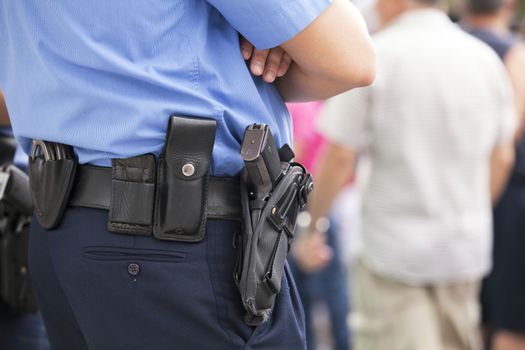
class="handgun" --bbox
[240,124,282,201]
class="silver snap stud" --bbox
[128,263,140,276]
[308,182,314,192]
[182,163,195,177]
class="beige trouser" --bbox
[352,262,482,350]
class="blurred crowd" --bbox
[289,0,525,350]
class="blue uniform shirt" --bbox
[0,0,331,176]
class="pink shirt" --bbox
[287,102,325,175]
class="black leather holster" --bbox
[0,165,38,312]
[28,140,77,230]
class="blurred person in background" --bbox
[354,0,382,32]
[288,102,351,350]
[0,91,50,350]
[294,0,517,349]
[463,2,525,349]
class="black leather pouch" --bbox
[28,142,77,230]
[107,154,156,235]
[237,163,312,325]
[153,116,217,242]
[0,165,38,312]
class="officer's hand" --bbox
[292,231,333,273]
[240,36,292,84]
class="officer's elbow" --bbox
[338,44,376,89]
[358,55,377,87]
[350,62,376,89]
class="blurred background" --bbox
[288,1,525,349]
[444,0,525,25]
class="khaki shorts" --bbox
[351,262,482,350]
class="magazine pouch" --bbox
[153,116,217,242]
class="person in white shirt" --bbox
[293,0,517,349]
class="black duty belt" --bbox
[29,116,241,242]
[69,165,241,221]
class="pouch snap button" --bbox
[128,263,140,276]
[182,163,195,177]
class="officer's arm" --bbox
[276,0,375,102]
[0,91,10,126]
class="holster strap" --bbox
[69,165,241,221]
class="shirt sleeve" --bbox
[317,86,372,151]
[205,0,332,49]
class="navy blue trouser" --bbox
[0,303,50,350]
[29,207,305,350]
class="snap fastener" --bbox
[128,263,140,276]
[308,182,314,193]
[182,163,195,177]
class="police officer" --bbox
[0,1,375,349]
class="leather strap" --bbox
[69,165,241,221]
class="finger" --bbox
[310,246,333,271]
[301,247,332,273]
[277,52,293,77]
[250,49,270,76]
[292,235,332,273]
[239,37,254,60]
[320,245,333,262]
[262,47,284,83]
[311,231,328,245]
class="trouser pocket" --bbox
[82,246,187,263]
